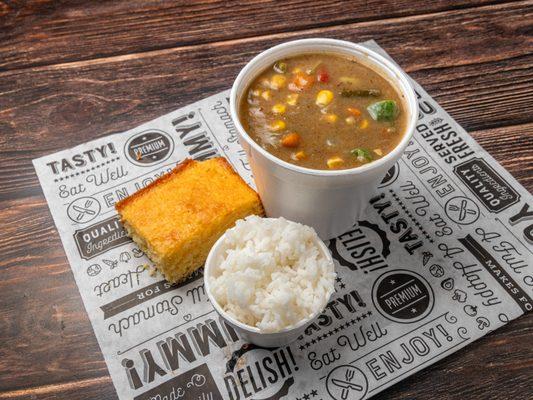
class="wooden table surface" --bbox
[1,1,532,399]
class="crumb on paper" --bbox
[236,354,247,370]
[141,264,159,277]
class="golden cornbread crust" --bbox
[116,157,264,283]
[115,158,196,212]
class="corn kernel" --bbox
[316,90,334,107]
[271,74,287,90]
[261,90,272,101]
[281,132,300,148]
[359,119,369,129]
[374,148,383,156]
[321,113,338,123]
[345,116,356,125]
[292,67,303,74]
[286,93,299,106]
[269,120,286,132]
[272,103,286,115]
[293,150,306,160]
[327,156,344,169]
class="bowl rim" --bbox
[203,218,336,336]
[229,38,418,177]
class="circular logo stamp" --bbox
[67,196,101,223]
[372,270,434,324]
[326,365,368,400]
[444,196,480,225]
[125,129,174,166]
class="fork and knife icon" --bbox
[447,199,477,221]
[67,197,101,223]
[72,199,97,221]
[332,368,364,399]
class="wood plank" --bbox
[0,120,530,392]
[0,3,531,201]
[0,0,505,71]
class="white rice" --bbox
[209,216,336,333]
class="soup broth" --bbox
[239,53,408,170]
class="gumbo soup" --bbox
[239,53,407,170]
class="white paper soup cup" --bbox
[230,38,418,239]
[204,223,335,348]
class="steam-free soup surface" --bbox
[239,53,407,170]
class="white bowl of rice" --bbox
[204,215,336,347]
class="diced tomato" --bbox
[317,69,329,83]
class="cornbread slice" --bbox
[116,158,264,283]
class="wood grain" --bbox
[0,0,532,399]
[0,0,507,71]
